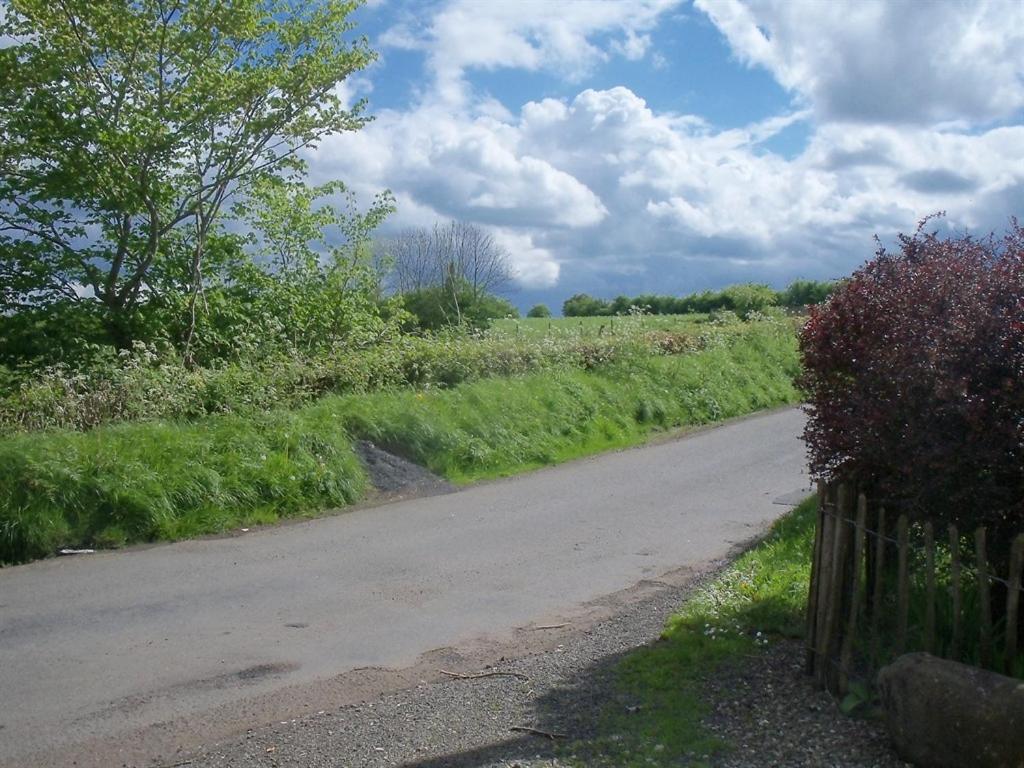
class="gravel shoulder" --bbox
[181,561,906,768]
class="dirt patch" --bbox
[354,441,456,498]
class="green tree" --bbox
[719,283,778,315]
[777,279,838,308]
[526,303,551,318]
[562,293,610,317]
[403,278,518,332]
[0,0,375,349]
[175,177,399,363]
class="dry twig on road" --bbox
[510,725,566,740]
[439,669,529,682]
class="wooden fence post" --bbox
[823,483,854,693]
[870,507,886,664]
[1004,534,1024,674]
[813,483,837,687]
[896,515,910,656]
[805,481,827,674]
[949,524,962,660]
[976,527,993,669]
[924,522,936,654]
[839,493,867,694]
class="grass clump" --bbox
[0,410,367,563]
[570,497,816,767]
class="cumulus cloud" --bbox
[383,0,681,104]
[695,0,1024,126]
[305,0,1024,297]
[491,229,561,288]
[311,71,1024,294]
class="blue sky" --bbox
[307,0,1024,312]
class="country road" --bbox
[0,407,809,768]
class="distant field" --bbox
[490,313,711,338]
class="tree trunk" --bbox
[103,302,135,350]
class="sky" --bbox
[2,1,1020,315]
[310,0,1024,311]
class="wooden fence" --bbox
[805,482,1024,694]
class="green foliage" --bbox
[335,323,799,484]
[526,303,552,318]
[563,293,611,317]
[569,498,816,766]
[777,279,838,308]
[0,322,800,562]
[491,313,711,340]
[175,177,400,364]
[401,283,518,332]
[560,280,837,318]
[719,283,778,315]
[0,0,377,350]
[0,313,765,432]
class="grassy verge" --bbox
[333,321,799,483]
[0,322,799,564]
[570,497,816,767]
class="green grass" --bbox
[0,322,800,564]
[568,498,817,767]
[334,322,799,483]
[0,409,369,562]
[490,313,710,339]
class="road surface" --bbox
[0,407,808,767]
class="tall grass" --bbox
[336,322,799,482]
[0,322,800,564]
[0,409,368,563]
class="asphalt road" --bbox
[0,407,808,767]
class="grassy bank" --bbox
[569,497,816,766]
[0,322,799,564]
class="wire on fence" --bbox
[818,505,1024,593]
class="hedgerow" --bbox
[0,322,708,433]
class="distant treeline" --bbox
[562,279,838,317]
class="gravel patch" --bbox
[354,441,456,497]
[704,640,910,768]
[178,566,905,768]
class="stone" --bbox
[877,652,1024,768]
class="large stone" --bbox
[877,652,1024,768]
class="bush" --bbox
[719,283,777,315]
[800,218,1024,553]
[0,321,732,432]
[402,284,517,331]
[777,279,838,308]
[526,303,552,318]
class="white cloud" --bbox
[610,30,653,61]
[383,0,682,105]
[305,1,1024,297]
[311,75,1024,294]
[492,229,560,288]
[696,0,1024,126]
